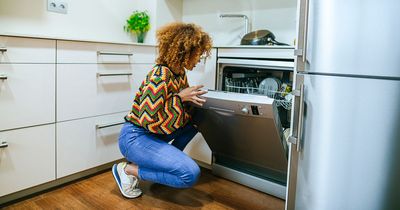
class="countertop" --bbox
[214,45,295,49]
[1,32,296,49]
[0,32,158,47]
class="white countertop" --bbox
[1,32,296,50]
[214,45,295,49]
[0,32,158,47]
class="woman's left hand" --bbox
[177,85,207,106]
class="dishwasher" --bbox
[192,48,294,199]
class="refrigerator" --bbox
[286,0,400,210]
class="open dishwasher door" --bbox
[192,90,288,199]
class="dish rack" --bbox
[224,78,293,110]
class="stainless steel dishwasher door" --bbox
[192,90,288,184]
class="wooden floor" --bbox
[3,168,284,210]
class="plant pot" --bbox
[137,31,145,43]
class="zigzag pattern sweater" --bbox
[125,65,190,134]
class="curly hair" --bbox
[156,22,213,75]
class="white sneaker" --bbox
[112,162,142,198]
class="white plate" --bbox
[259,77,281,98]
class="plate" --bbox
[259,77,281,98]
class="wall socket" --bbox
[47,0,68,14]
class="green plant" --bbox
[124,10,150,43]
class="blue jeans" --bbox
[118,122,200,188]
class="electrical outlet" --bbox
[47,0,68,14]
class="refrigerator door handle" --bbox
[302,0,309,63]
[295,0,310,71]
[288,83,304,152]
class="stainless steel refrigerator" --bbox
[286,0,400,210]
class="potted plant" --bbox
[124,10,150,43]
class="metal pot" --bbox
[240,30,289,46]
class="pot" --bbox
[240,30,289,46]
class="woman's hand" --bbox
[177,85,207,106]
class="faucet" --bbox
[219,14,250,35]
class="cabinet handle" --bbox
[0,74,7,80]
[96,121,125,129]
[97,51,133,56]
[0,48,7,53]
[96,72,132,77]
[0,141,8,148]
[288,83,304,152]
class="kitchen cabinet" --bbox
[0,36,56,200]
[184,48,217,165]
[56,41,156,121]
[0,36,56,131]
[186,48,217,90]
[0,35,157,203]
[55,40,156,177]
[0,35,56,198]
[0,64,55,131]
[0,36,55,63]
[57,64,134,121]
[57,40,155,64]
[131,63,154,93]
[57,112,125,178]
[0,124,55,197]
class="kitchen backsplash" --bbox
[182,0,297,46]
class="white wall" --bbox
[182,0,297,46]
[0,0,296,46]
[156,0,183,29]
[0,0,158,44]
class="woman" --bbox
[112,22,212,198]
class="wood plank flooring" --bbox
[3,168,285,210]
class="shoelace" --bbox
[122,163,139,188]
[123,177,139,192]
[124,183,140,194]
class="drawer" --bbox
[57,40,156,64]
[218,48,295,60]
[0,64,55,131]
[0,124,56,197]
[0,36,56,63]
[131,63,153,94]
[56,112,125,178]
[57,64,135,121]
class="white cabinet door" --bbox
[0,36,55,63]
[186,49,217,90]
[57,40,156,64]
[0,64,55,131]
[0,124,55,196]
[183,133,212,165]
[131,63,153,94]
[56,112,125,178]
[184,49,216,164]
[57,64,134,121]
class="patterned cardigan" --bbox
[125,65,190,134]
